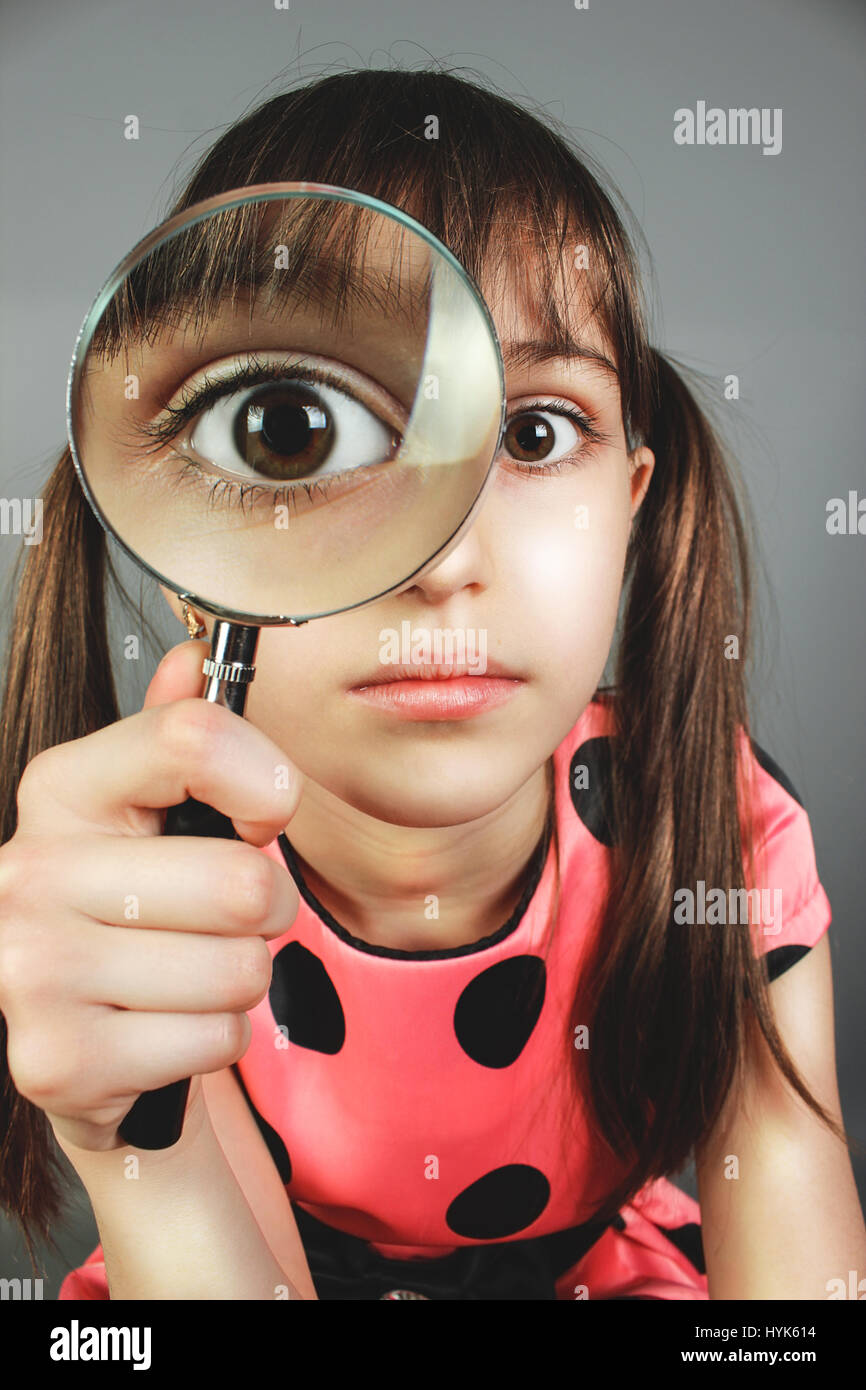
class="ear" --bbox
[628,445,655,522]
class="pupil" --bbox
[261,403,321,457]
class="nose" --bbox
[403,507,493,605]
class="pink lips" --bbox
[347,663,523,720]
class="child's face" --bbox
[161,263,654,831]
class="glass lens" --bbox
[68,186,505,622]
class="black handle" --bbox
[116,619,260,1150]
[116,795,240,1149]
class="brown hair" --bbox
[0,62,853,1270]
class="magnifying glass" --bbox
[66,182,506,1149]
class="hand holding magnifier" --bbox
[66,183,505,1149]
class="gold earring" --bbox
[182,602,206,640]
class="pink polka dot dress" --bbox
[59,695,831,1300]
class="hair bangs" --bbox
[89,192,447,366]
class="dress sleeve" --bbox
[57,1242,109,1299]
[739,733,832,981]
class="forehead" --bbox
[476,248,621,387]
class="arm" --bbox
[199,1065,318,1301]
[696,932,866,1299]
[54,1075,310,1301]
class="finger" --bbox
[44,833,298,939]
[55,919,275,1013]
[101,1007,253,1093]
[16,697,303,847]
[17,1006,252,1109]
[142,639,210,711]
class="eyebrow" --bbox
[501,337,620,381]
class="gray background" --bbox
[0,0,863,1296]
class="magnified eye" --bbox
[186,376,401,483]
[502,409,581,466]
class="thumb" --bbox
[142,639,210,711]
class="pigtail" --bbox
[567,349,850,1227]
[0,448,123,1267]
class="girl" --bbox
[0,65,863,1301]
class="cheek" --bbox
[243,621,339,740]
[499,470,631,663]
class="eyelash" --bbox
[133,358,613,514]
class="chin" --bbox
[334,773,519,830]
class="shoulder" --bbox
[552,690,619,850]
[553,689,618,791]
[734,731,832,977]
[554,699,833,981]
[694,926,866,1298]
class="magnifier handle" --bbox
[117,621,259,1151]
[115,798,239,1148]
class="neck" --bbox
[282,762,553,951]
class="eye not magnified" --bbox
[499,399,612,474]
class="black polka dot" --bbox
[269,941,345,1054]
[569,736,616,845]
[658,1222,706,1275]
[445,1165,550,1239]
[454,956,546,1067]
[231,1065,292,1184]
[765,943,811,982]
[750,739,804,808]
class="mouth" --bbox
[346,664,524,721]
[350,658,520,687]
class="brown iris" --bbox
[503,412,554,463]
[233,383,334,480]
